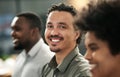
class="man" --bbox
[76,0,120,77]
[11,12,54,77]
[41,3,91,77]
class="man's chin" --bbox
[14,46,24,50]
[50,48,61,53]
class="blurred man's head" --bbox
[11,12,42,51]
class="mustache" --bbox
[50,35,60,38]
[49,35,63,39]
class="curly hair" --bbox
[76,0,120,55]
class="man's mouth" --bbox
[13,39,19,44]
[49,35,63,43]
[51,39,60,43]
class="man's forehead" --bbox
[11,17,19,26]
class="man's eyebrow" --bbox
[58,22,67,25]
[47,22,52,24]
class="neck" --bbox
[55,44,76,64]
[25,37,40,53]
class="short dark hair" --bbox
[76,0,120,55]
[48,3,81,44]
[17,12,42,32]
[48,3,77,16]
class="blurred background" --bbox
[0,0,90,76]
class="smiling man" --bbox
[41,3,91,77]
[11,12,54,77]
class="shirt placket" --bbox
[53,68,59,77]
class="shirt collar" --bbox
[49,56,57,68]
[48,46,80,72]
[58,46,80,72]
[22,38,43,57]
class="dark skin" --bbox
[11,16,40,53]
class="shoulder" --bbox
[37,39,55,57]
[38,42,55,57]
[73,54,90,70]
[69,54,91,76]
[15,51,25,61]
[41,63,52,77]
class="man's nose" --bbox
[50,28,59,35]
[11,30,16,37]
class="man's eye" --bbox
[14,27,21,31]
[47,25,53,29]
[59,25,66,29]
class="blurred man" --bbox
[11,12,54,77]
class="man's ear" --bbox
[75,30,81,40]
[31,28,39,36]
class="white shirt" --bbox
[12,38,54,77]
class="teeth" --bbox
[90,64,96,70]
[52,39,60,42]
[13,39,18,43]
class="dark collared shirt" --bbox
[41,46,91,77]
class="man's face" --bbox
[11,16,33,50]
[84,31,120,77]
[45,11,80,52]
